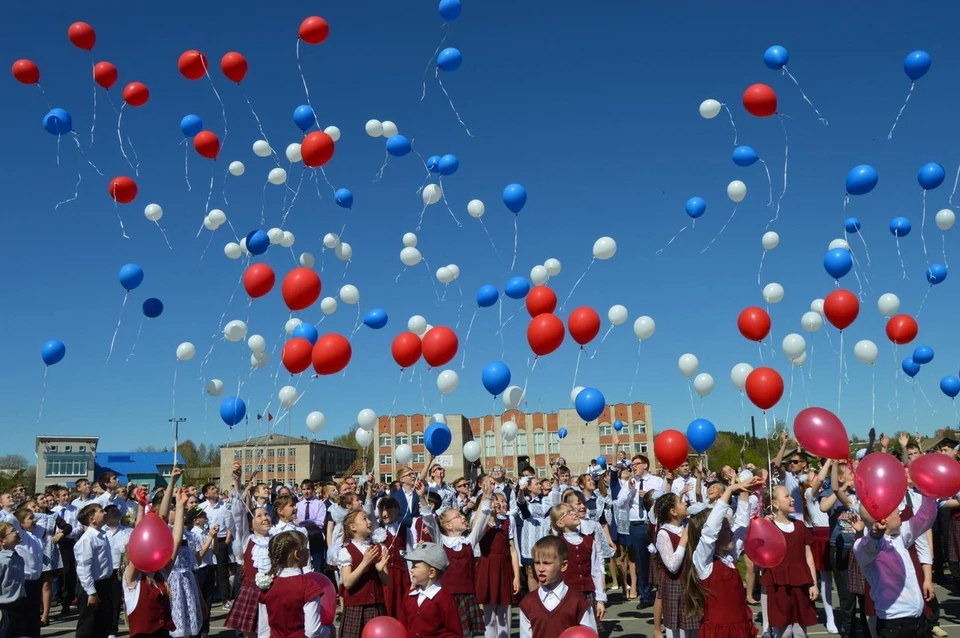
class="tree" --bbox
[196,443,207,468]
[0,455,27,470]
[178,440,200,468]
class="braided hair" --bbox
[268,531,306,578]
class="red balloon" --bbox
[743,83,777,117]
[823,289,859,330]
[12,59,39,85]
[793,407,850,460]
[654,430,690,471]
[559,628,599,638]
[178,50,208,80]
[745,367,784,411]
[303,572,337,625]
[68,22,96,51]
[391,332,422,368]
[744,517,787,568]
[282,268,322,311]
[855,452,907,521]
[108,176,137,204]
[193,131,220,160]
[221,52,248,83]
[568,306,601,346]
[312,334,351,375]
[301,131,335,168]
[737,306,771,342]
[422,326,458,367]
[886,314,918,345]
[910,453,960,500]
[243,263,275,298]
[527,314,565,356]
[122,82,149,107]
[282,338,314,374]
[128,513,173,573]
[93,61,117,89]
[525,286,557,318]
[299,16,330,45]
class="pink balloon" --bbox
[304,571,337,624]
[128,513,173,572]
[793,407,850,460]
[910,453,960,500]
[362,616,405,638]
[560,627,600,638]
[744,516,786,568]
[855,453,908,521]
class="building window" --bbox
[598,424,612,436]
[45,455,89,477]
[245,464,252,474]
[256,449,265,459]
[64,445,72,452]
[245,450,253,458]
[79,445,86,452]
[396,434,408,446]
[602,445,614,455]
[634,443,648,454]
[379,435,391,448]
[267,449,275,458]
[549,432,560,453]
[633,423,646,435]
[537,467,547,478]
[412,433,424,445]
[289,463,296,472]
[267,464,274,473]
[277,448,285,458]
[534,431,545,455]
[234,450,242,459]
[413,453,425,465]
[484,433,496,457]
[516,431,528,456]
[288,448,296,457]
[380,455,392,465]
[381,474,393,484]
[504,438,514,456]
[48,445,58,452]
[277,464,285,472]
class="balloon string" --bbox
[455,281,464,330]
[389,368,406,417]
[37,367,49,423]
[782,66,828,125]
[837,331,844,415]
[205,165,216,220]
[757,341,764,364]
[200,262,245,384]
[870,367,876,430]
[183,141,192,191]
[700,205,739,254]
[55,134,84,211]
[855,230,872,266]
[420,256,442,302]
[571,348,584,393]
[896,237,907,279]
[721,103,738,145]
[280,168,306,227]
[90,55,97,146]
[757,249,767,288]
[259,180,269,226]
[559,259,595,312]
[847,242,868,302]
[296,39,316,124]
[478,218,502,260]
[655,220,693,255]
[951,162,960,206]
[765,115,789,229]
[520,356,539,411]
[687,380,697,419]
[422,23,450,101]
[915,286,932,318]
[416,203,429,231]
[758,158,774,208]
[498,299,506,357]
[808,343,814,380]
[461,309,478,370]
[888,82,915,140]
[203,68,228,155]
[436,177,461,228]
[911,380,919,431]
[126,316,146,362]
[589,326,615,360]
[511,215,519,271]
[318,166,338,195]
[116,103,139,176]
[172,366,179,420]
[36,82,52,110]
[239,88,283,168]
[495,310,518,336]
[107,293,129,362]
[628,341,642,399]
[920,189,930,265]
[943,234,949,269]
[891,343,901,422]
[435,67,473,137]
[785,366,795,425]
[374,151,390,181]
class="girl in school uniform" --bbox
[337,510,390,638]
[33,493,64,627]
[652,492,699,638]
[15,507,45,638]
[0,521,25,638]
[476,491,521,638]
[158,471,204,638]
[805,462,837,633]
[549,502,607,621]
[257,531,335,638]
[375,484,432,625]
[517,476,550,593]
[226,506,272,638]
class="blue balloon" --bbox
[180,114,203,138]
[596,456,607,468]
[926,263,947,285]
[687,418,717,454]
[481,361,511,396]
[902,357,921,378]
[438,154,459,176]
[386,134,412,157]
[293,322,319,345]
[844,217,862,233]
[918,162,945,190]
[685,197,706,219]
[941,375,960,399]
[426,156,441,173]
[438,0,462,21]
[334,188,354,209]
[824,248,853,279]
[220,397,247,426]
[142,298,164,318]
[763,45,789,70]
[846,165,878,196]
[118,264,144,291]
[575,387,605,422]
[293,105,316,132]
[503,184,527,214]
[732,146,759,167]
[43,108,73,136]
[904,50,932,82]
[363,308,388,330]
[558,427,568,440]
[246,230,270,255]
[504,277,531,300]
[41,340,66,366]
[437,47,462,72]
[425,421,452,455]
[890,217,912,237]
[913,345,934,365]
[613,420,624,432]
[476,285,499,308]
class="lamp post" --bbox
[169,418,187,468]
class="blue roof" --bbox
[95,452,185,483]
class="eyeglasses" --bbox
[454,483,467,489]
[789,460,802,465]
[492,468,504,472]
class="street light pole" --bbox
[169,418,187,469]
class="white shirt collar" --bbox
[538,581,568,603]
[660,523,683,534]
[278,567,303,577]
[409,583,442,599]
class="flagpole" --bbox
[169,417,186,469]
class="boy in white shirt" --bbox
[75,503,114,638]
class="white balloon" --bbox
[224,320,248,342]
[335,242,353,261]
[571,386,584,403]
[285,143,302,163]
[268,168,288,185]
[381,121,398,138]
[250,351,269,369]
[144,203,163,221]
[878,293,900,318]
[792,352,807,367]
[280,231,295,248]
[633,316,656,340]
[240,237,250,255]
[693,373,715,397]
[608,304,628,326]
[699,99,722,119]
[402,232,418,248]
[782,333,807,361]
[395,444,413,465]
[463,440,481,462]
[437,369,460,395]
[811,298,825,314]
[323,233,340,249]
[593,236,617,260]
[299,252,315,268]
[436,267,454,284]
[422,184,442,205]
[400,247,422,267]
[339,285,360,305]
[285,318,302,335]
[176,342,196,361]
[365,119,383,137]
[247,334,266,353]
[355,429,373,448]
[423,324,434,335]
[854,340,879,365]
[828,238,850,251]
[761,231,779,250]
[447,264,460,280]
[678,354,699,379]
[203,216,218,231]
[224,242,242,259]
[306,411,326,433]
[357,409,377,430]
[936,208,956,231]
[530,265,549,286]
[228,161,245,176]
[408,316,427,335]
[800,311,823,333]
[727,180,747,203]
[208,209,226,226]
[320,297,337,315]
[206,379,224,396]
[503,385,524,410]
[544,258,562,276]
[762,283,784,304]
[467,199,485,218]
[730,363,753,391]
[501,421,518,442]
[432,413,445,425]
[253,140,272,157]
[324,126,341,142]
[267,228,284,244]
[279,385,299,409]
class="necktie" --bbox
[306,500,311,521]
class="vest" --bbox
[519,587,591,636]
[701,558,754,625]
[561,534,595,594]
[341,543,385,606]
[440,541,476,595]
[258,574,323,638]
[415,517,432,544]
[660,528,682,581]
[386,524,412,572]
[243,538,257,581]
[127,573,175,638]
[402,587,462,638]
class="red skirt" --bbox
[384,564,410,625]
[475,552,515,606]
[811,527,831,571]
[700,619,759,638]
[766,583,818,628]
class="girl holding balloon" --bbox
[548,502,607,621]
[652,492,700,638]
[337,510,390,638]
[803,461,838,634]
[156,469,204,638]
[476,489,522,638]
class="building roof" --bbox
[220,434,352,450]
[36,435,99,449]
[95,452,185,483]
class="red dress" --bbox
[259,574,325,638]
[402,586,462,638]
[811,526,831,571]
[475,518,515,606]
[700,558,757,638]
[760,522,817,628]
[384,524,413,625]
[127,573,176,638]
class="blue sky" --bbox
[5,2,960,460]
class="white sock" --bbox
[819,570,835,627]
[866,615,877,638]
[483,604,510,638]
[761,593,769,632]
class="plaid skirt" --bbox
[453,593,484,636]
[946,517,960,563]
[339,603,387,638]
[224,577,259,633]
[847,549,876,616]
[650,555,662,586]
[658,573,700,632]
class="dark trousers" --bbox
[195,565,215,633]
[629,521,652,602]
[214,538,231,603]
[76,577,114,638]
[23,579,42,638]
[59,537,77,608]
[877,615,931,638]
[830,545,855,638]
[109,572,123,635]
[0,600,25,638]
